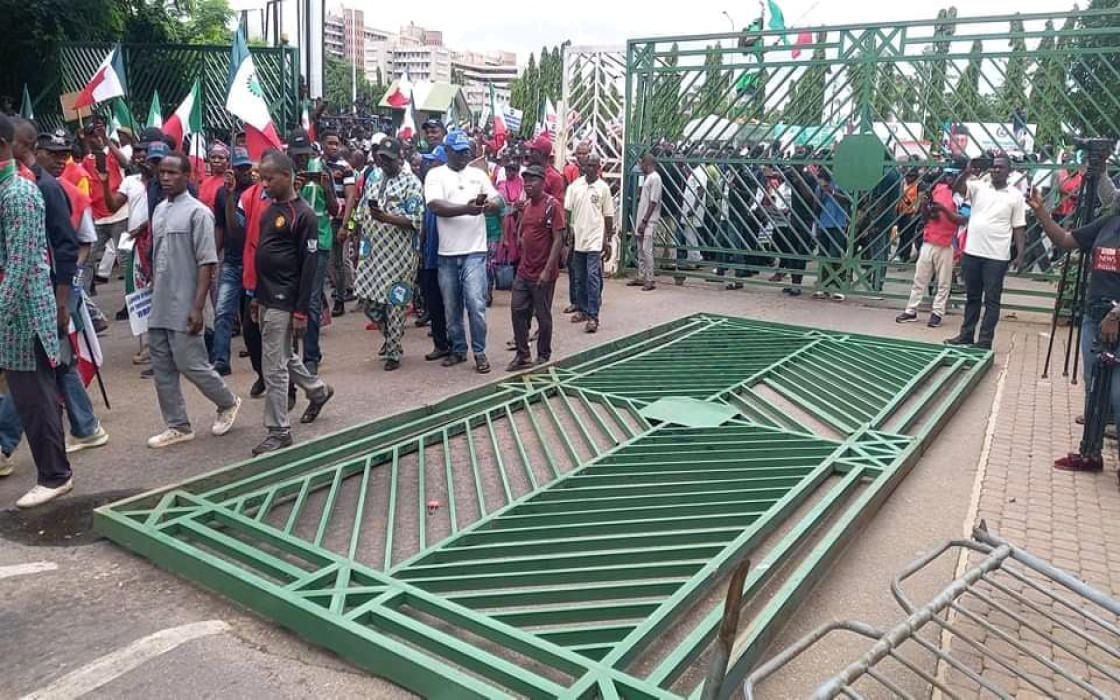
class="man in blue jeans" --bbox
[424,130,501,374]
[211,147,255,376]
[564,154,614,333]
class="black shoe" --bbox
[442,353,466,367]
[425,349,450,361]
[385,359,401,371]
[505,339,518,351]
[896,312,919,324]
[332,301,345,317]
[288,390,297,412]
[301,385,334,424]
[93,318,110,335]
[94,274,110,285]
[253,432,293,455]
[214,363,232,377]
[506,357,534,372]
[239,349,251,358]
[415,312,430,327]
[344,290,356,302]
[535,356,551,365]
[974,340,993,350]
[475,354,492,374]
[944,335,973,347]
[115,307,129,321]
[928,313,943,328]
[140,368,154,379]
[787,287,802,297]
[250,378,266,398]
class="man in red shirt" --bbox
[896,175,966,328]
[80,123,130,287]
[507,165,566,371]
[197,142,230,211]
[527,136,565,202]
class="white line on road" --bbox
[20,620,230,700]
[0,562,58,580]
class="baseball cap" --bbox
[529,135,553,156]
[231,147,252,168]
[444,130,471,153]
[422,145,448,164]
[139,126,167,148]
[422,117,444,131]
[377,137,403,160]
[286,128,312,155]
[37,128,73,152]
[146,141,170,161]
[523,164,546,180]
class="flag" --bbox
[186,133,206,183]
[107,98,135,141]
[301,100,315,142]
[163,80,202,149]
[489,83,507,148]
[20,85,34,120]
[544,98,558,137]
[146,90,163,129]
[386,73,412,108]
[73,45,127,110]
[68,299,103,389]
[226,29,282,159]
[767,0,789,43]
[791,32,813,59]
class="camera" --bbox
[1074,137,1115,157]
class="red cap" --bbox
[529,135,553,156]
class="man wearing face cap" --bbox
[353,137,424,371]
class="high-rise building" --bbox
[451,50,520,113]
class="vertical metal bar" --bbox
[384,447,400,570]
[485,412,514,506]
[417,435,427,552]
[347,456,373,560]
[442,428,459,535]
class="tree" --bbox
[323,55,378,110]
[999,17,1028,120]
[1032,20,1070,147]
[951,39,984,120]
[695,45,730,118]
[1070,0,1120,138]
[509,52,539,137]
[651,43,684,140]
[782,32,829,126]
[922,7,958,153]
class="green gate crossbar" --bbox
[95,314,990,698]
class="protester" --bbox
[630,152,661,291]
[145,152,240,449]
[896,171,965,328]
[565,153,614,333]
[354,137,424,371]
[0,113,74,508]
[238,145,273,399]
[197,141,230,210]
[945,155,1026,350]
[210,147,255,376]
[564,142,591,186]
[81,123,130,289]
[417,146,451,361]
[424,130,501,373]
[250,149,334,455]
[321,129,356,317]
[894,168,923,263]
[508,164,565,371]
[286,129,337,376]
[99,136,152,338]
[422,118,447,153]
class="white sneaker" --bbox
[0,452,12,478]
[16,478,74,509]
[147,428,195,449]
[66,423,110,454]
[212,397,242,437]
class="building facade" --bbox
[451,50,520,114]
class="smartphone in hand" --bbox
[474,193,487,206]
[94,151,107,174]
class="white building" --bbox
[451,50,520,114]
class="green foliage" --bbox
[650,43,684,140]
[1070,0,1120,138]
[695,45,730,118]
[508,44,565,138]
[324,55,383,109]
[782,33,828,126]
[1032,20,1069,148]
[999,18,1028,117]
[922,7,957,153]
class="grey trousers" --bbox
[637,227,656,284]
[149,327,237,432]
[261,306,327,435]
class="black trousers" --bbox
[773,225,809,285]
[959,253,1009,345]
[419,268,449,353]
[240,292,262,379]
[6,340,72,487]
[512,277,555,362]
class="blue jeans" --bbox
[0,363,98,452]
[438,253,488,356]
[303,249,330,369]
[211,261,243,369]
[1081,315,1120,433]
[572,251,604,321]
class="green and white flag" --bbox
[146,90,163,129]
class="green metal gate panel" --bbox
[95,315,990,698]
[56,42,299,139]
[623,9,1120,313]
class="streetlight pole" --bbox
[722,11,736,32]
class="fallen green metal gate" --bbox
[622,9,1120,313]
[95,315,990,698]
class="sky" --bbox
[230,0,1078,64]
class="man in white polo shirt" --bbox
[945,155,1026,350]
[565,153,614,333]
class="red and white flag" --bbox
[386,73,413,109]
[226,30,281,159]
[164,80,202,150]
[73,45,127,109]
[301,101,316,142]
[395,74,417,140]
[489,82,507,150]
[68,300,103,388]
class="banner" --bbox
[125,288,152,337]
[503,106,523,132]
[944,122,1036,158]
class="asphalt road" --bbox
[0,273,1011,698]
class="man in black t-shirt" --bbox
[210,147,254,376]
[1029,166,1120,474]
[248,150,334,455]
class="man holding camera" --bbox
[1028,149,1119,473]
[945,155,1026,350]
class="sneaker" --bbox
[475,355,492,374]
[944,335,973,347]
[94,274,110,284]
[585,319,600,334]
[642,284,655,292]
[787,287,802,297]
[425,349,450,361]
[253,432,293,456]
[769,273,785,283]
[332,300,346,317]
[213,363,232,377]
[812,291,828,300]
[147,428,195,449]
[115,307,129,321]
[212,397,242,437]
[301,385,334,424]
[385,359,401,372]
[140,368,154,379]
[896,311,919,324]
[414,312,431,327]
[1054,453,1104,472]
[831,293,846,302]
[626,279,644,287]
[133,347,150,365]
[571,312,588,324]
[93,318,110,336]
[535,356,551,366]
[16,479,74,509]
[250,377,266,398]
[66,424,109,454]
[507,356,534,372]
[304,361,318,377]
[442,353,467,367]
[0,452,12,478]
[563,305,578,314]
[928,313,943,329]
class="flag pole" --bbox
[75,298,111,410]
